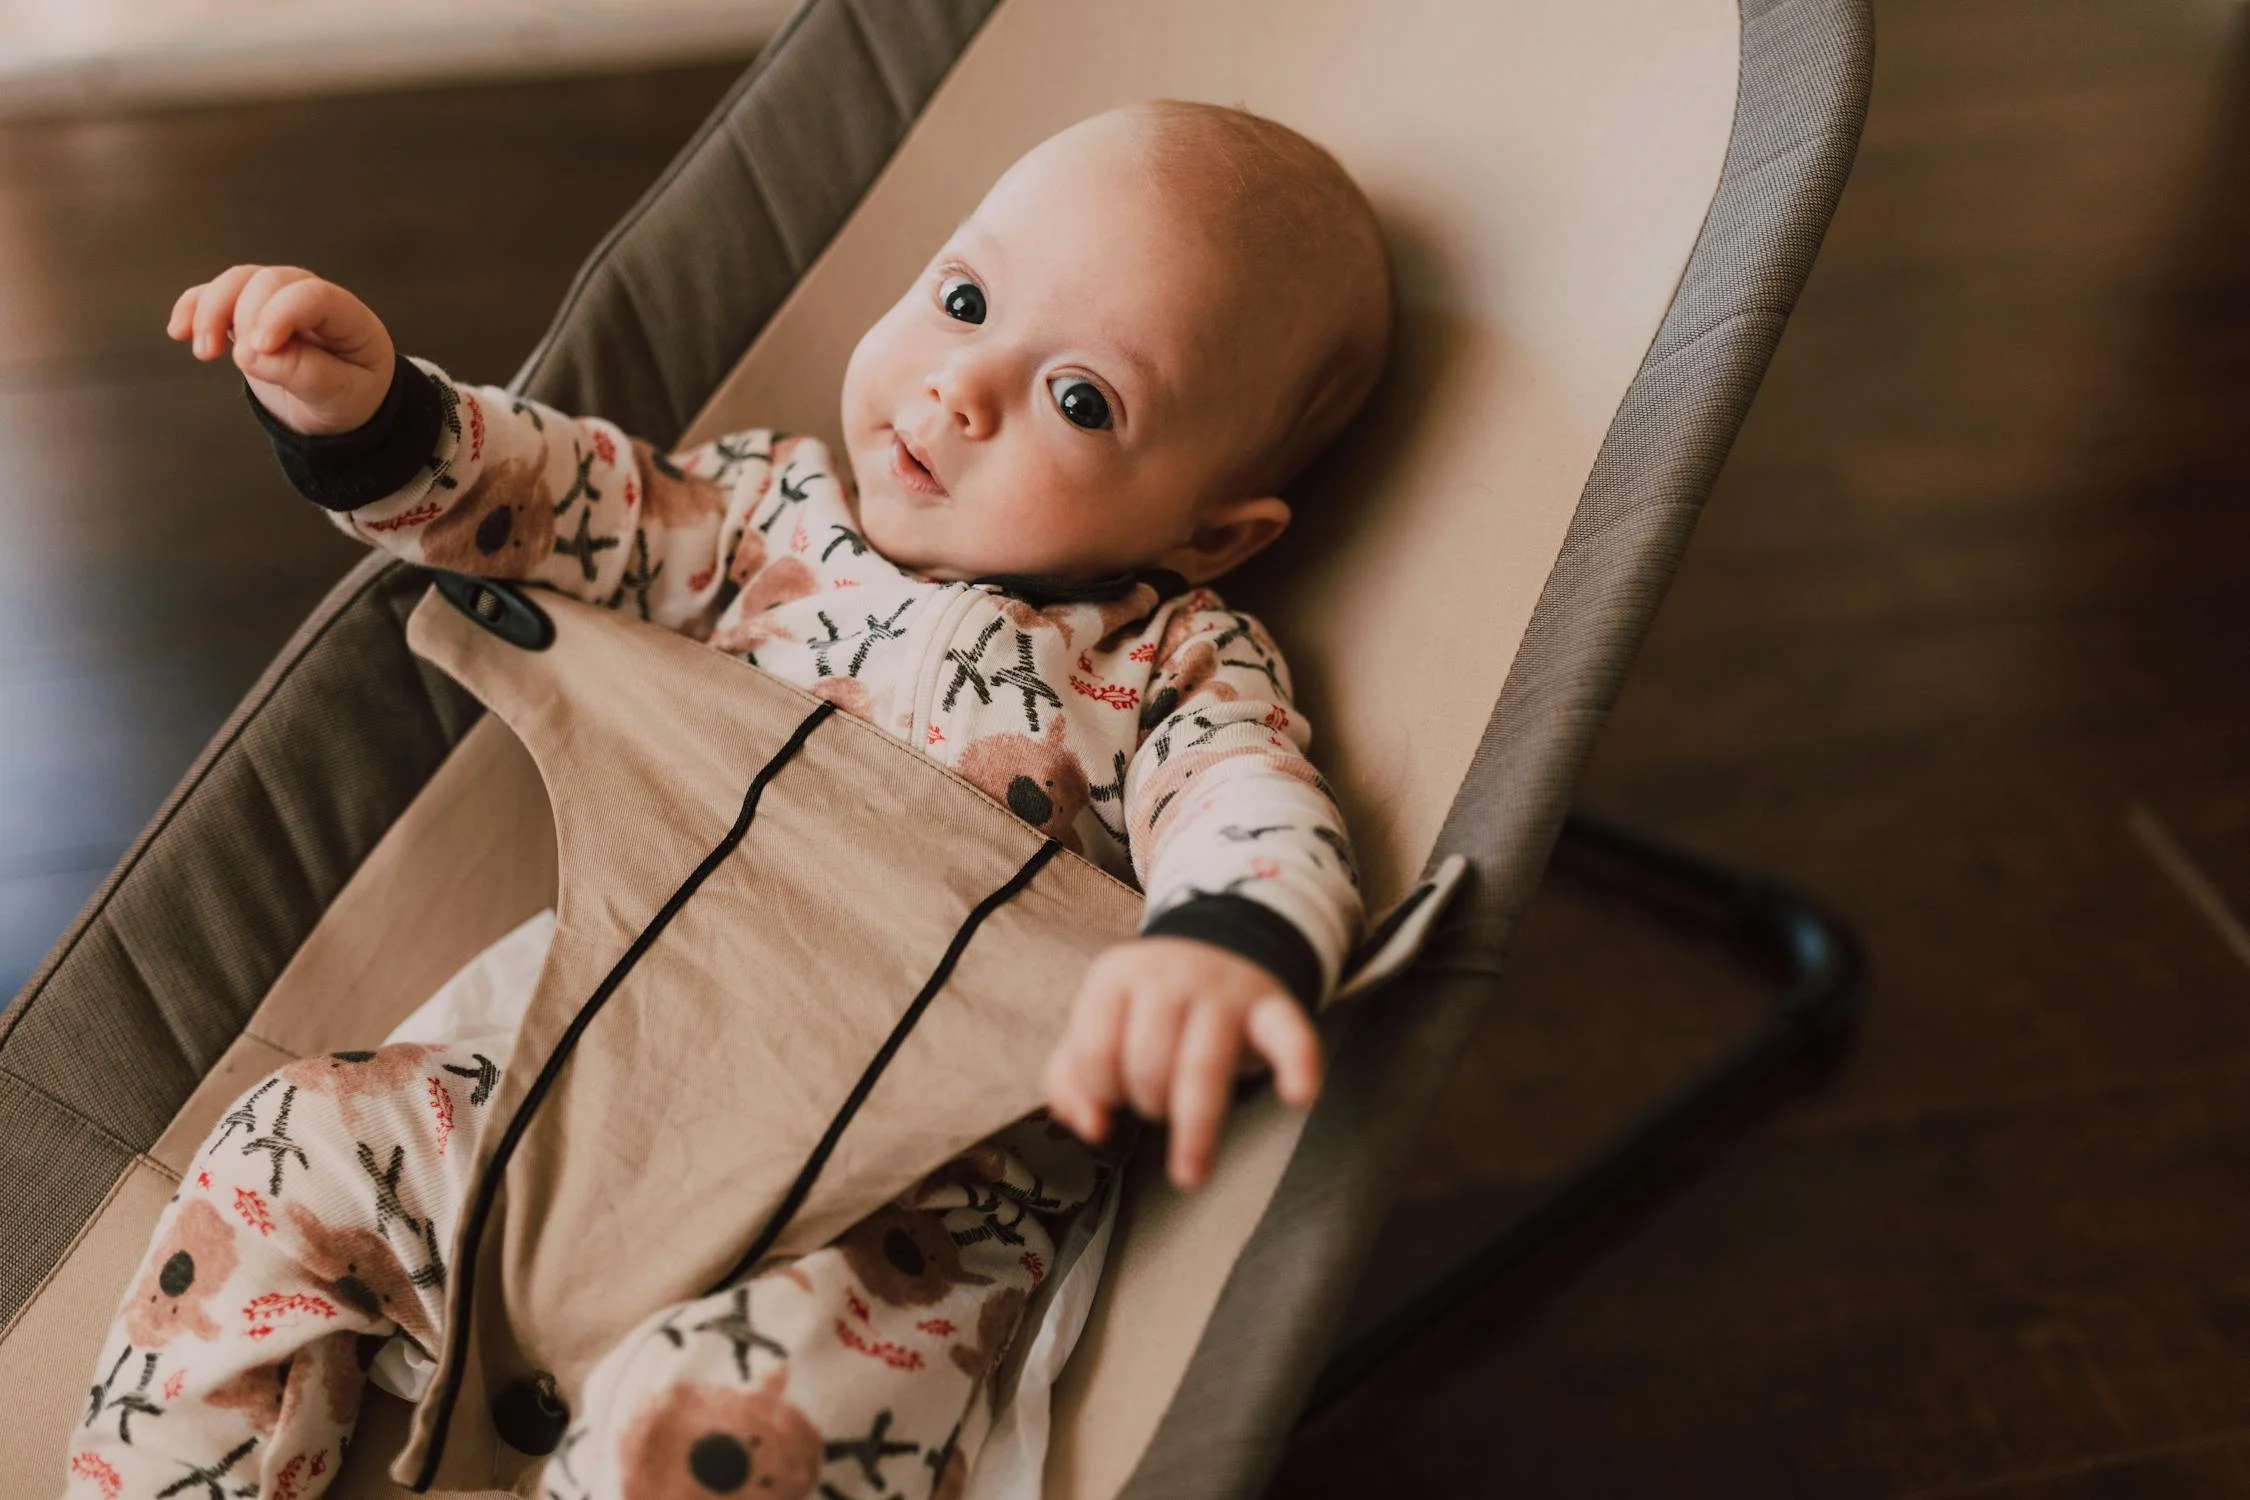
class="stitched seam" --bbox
[507,0,833,399]
[0,1153,138,1346]
[0,1064,139,1159]
[0,560,402,1052]
[413,700,835,1487]
[836,0,914,127]
[707,637,1142,900]
[704,836,1063,1292]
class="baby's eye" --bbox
[938,274,986,325]
[1049,376,1112,431]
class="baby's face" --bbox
[840,116,1288,583]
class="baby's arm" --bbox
[172,265,785,635]
[1044,601,1364,1189]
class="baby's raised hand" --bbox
[1043,937,1322,1190]
[168,265,395,437]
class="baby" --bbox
[68,102,1389,1500]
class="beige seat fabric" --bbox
[0,0,1738,1492]
[684,1,1738,1493]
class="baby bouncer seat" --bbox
[0,0,1872,1494]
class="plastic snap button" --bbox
[491,1371,569,1455]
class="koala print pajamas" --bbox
[67,1039,1094,1500]
[64,357,1361,1499]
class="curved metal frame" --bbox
[1301,814,1866,1421]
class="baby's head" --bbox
[841,101,1391,585]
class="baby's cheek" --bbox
[978,477,1093,571]
[856,494,946,574]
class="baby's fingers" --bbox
[1246,996,1323,1108]
[1121,988,1187,1121]
[165,284,202,342]
[188,264,262,359]
[231,266,320,356]
[1044,974,1130,1144]
[1167,1005,1243,1190]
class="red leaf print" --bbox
[790,520,809,554]
[1070,676,1139,710]
[309,1453,328,1478]
[196,1170,211,1190]
[833,576,860,588]
[592,429,616,466]
[688,566,714,592]
[846,1288,871,1324]
[234,1187,275,1236]
[1251,858,1281,879]
[1020,1250,1047,1286]
[273,1454,305,1500]
[163,1369,185,1400]
[244,1292,337,1339]
[1263,705,1291,732]
[926,723,945,746]
[917,1317,956,1336]
[835,1319,924,1370]
[1130,642,1157,662]
[365,501,441,534]
[70,1454,122,1500]
[427,1076,454,1156]
[1078,653,1094,673]
[466,394,485,461]
[623,477,639,509]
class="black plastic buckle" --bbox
[431,571,554,651]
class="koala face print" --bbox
[418,453,556,576]
[123,1198,240,1347]
[954,718,1091,852]
[615,1368,823,1500]
[834,1205,994,1310]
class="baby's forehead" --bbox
[965,146,1295,315]
[956,174,1268,346]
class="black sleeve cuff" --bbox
[245,356,445,512]
[1142,894,1325,1010]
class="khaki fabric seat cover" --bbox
[394,586,1143,1488]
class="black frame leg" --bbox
[1299,811,1866,1422]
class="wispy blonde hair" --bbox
[1120,99,1394,495]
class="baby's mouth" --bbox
[889,430,948,499]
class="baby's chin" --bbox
[857,480,1156,583]
[853,496,974,580]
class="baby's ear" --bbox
[1163,495,1291,584]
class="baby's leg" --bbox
[548,1117,1101,1500]
[61,1039,507,1500]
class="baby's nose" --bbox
[929,360,999,438]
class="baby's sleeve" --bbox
[250,355,785,638]
[1123,598,1364,1008]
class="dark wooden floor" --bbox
[4,3,2249,1496]
[0,63,753,993]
